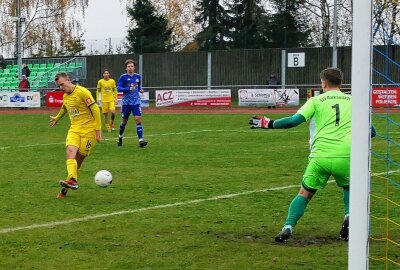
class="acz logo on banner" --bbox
[155,89,232,107]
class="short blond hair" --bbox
[54,72,70,82]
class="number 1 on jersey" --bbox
[332,104,340,126]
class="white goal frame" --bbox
[349,0,373,269]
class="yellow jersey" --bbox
[97,78,117,102]
[55,85,102,135]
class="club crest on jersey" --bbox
[85,98,92,104]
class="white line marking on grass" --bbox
[0,129,299,150]
[0,171,396,235]
[0,183,303,235]
[147,129,229,136]
[1,130,232,150]
[18,142,63,148]
[372,170,400,176]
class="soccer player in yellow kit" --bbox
[96,69,117,132]
[50,72,102,199]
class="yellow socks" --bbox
[66,158,78,180]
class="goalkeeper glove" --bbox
[249,115,274,129]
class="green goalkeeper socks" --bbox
[284,195,309,227]
[343,187,350,215]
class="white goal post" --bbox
[349,0,373,269]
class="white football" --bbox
[94,170,113,187]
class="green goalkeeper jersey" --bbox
[297,90,351,158]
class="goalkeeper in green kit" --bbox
[249,67,376,242]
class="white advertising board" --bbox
[238,89,299,107]
[98,92,149,108]
[0,92,41,108]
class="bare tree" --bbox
[296,0,352,46]
[152,0,201,50]
[373,0,400,44]
[0,0,88,57]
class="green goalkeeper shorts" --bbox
[302,157,350,190]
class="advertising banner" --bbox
[238,88,299,107]
[372,87,400,107]
[274,89,300,106]
[0,92,41,108]
[46,91,64,107]
[239,89,275,106]
[47,91,150,108]
[155,89,231,107]
[115,92,149,108]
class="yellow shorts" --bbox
[102,101,116,113]
[66,130,97,157]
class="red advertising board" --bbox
[372,87,400,107]
[46,91,64,107]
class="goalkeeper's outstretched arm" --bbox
[249,114,306,129]
[271,114,306,129]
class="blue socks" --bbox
[119,122,144,141]
[119,122,126,136]
[137,123,143,140]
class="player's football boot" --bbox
[274,225,293,243]
[57,188,68,199]
[139,140,148,148]
[340,214,349,241]
[111,123,116,131]
[59,178,79,190]
[117,137,123,146]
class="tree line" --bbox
[0,0,399,57]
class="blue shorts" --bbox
[121,104,142,119]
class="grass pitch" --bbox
[0,111,397,269]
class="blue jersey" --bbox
[117,73,142,106]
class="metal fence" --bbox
[83,46,399,88]
[3,45,399,93]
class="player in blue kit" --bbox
[117,59,148,147]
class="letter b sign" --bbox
[288,53,305,67]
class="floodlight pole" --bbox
[16,0,24,79]
[207,52,212,89]
[349,0,373,269]
[139,54,143,77]
[332,0,338,68]
[281,0,290,87]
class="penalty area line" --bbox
[0,172,395,235]
[0,129,300,150]
[0,183,303,235]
